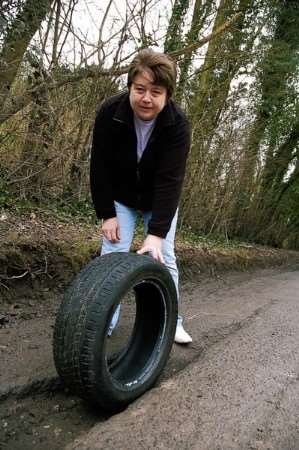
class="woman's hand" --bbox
[137,234,165,264]
[102,217,120,243]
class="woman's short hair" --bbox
[127,49,177,98]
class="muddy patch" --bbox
[0,390,105,450]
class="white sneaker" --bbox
[174,323,192,344]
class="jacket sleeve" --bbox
[90,104,116,220]
[148,118,191,238]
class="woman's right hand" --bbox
[102,217,120,243]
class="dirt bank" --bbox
[1,210,298,300]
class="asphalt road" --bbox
[69,268,299,450]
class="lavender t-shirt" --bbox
[134,114,156,162]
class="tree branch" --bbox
[0,11,242,125]
[169,12,243,58]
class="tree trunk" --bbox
[0,0,52,111]
[176,0,215,103]
[164,0,189,53]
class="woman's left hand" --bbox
[137,234,165,264]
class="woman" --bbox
[90,48,192,344]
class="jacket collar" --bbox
[113,91,176,128]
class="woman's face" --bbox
[129,70,167,121]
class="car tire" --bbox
[53,252,177,412]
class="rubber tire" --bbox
[53,252,178,412]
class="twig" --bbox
[0,271,29,280]
[0,281,9,290]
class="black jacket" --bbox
[90,92,191,238]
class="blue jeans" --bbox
[101,201,181,332]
